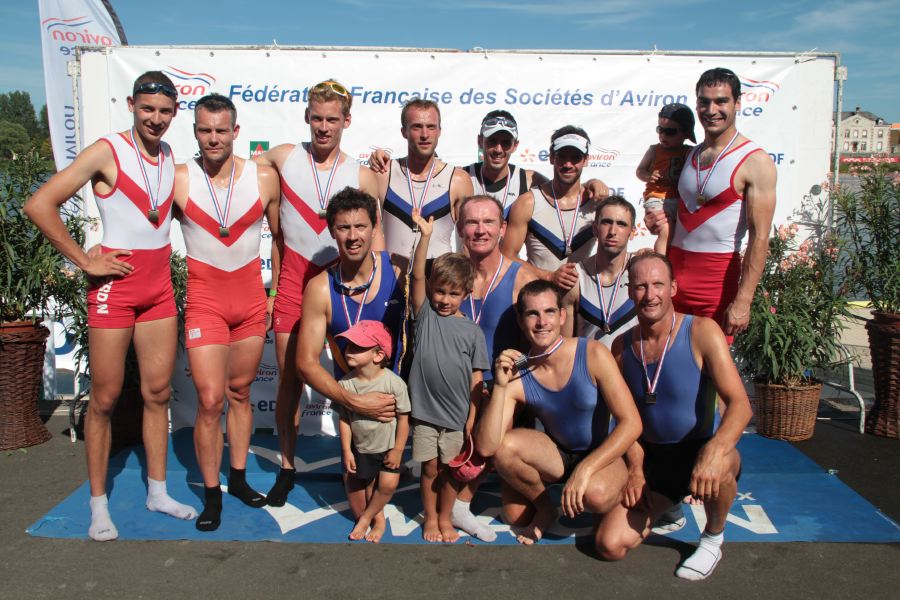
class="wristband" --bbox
[268,288,277,298]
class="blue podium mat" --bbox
[27,431,900,544]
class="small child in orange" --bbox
[636,103,695,253]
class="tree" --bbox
[0,120,31,160]
[0,92,39,139]
[38,105,50,140]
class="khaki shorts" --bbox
[411,420,465,464]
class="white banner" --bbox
[77,47,838,432]
[38,0,124,170]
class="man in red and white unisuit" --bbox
[173,94,281,531]
[25,71,198,541]
[648,67,776,343]
[253,79,382,506]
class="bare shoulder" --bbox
[514,261,541,287]
[690,315,729,355]
[451,165,474,194]
[254,143,295,169]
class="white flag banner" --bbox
[38,0,125,170]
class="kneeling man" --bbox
[476,280,641,550]
[600,252,752,580]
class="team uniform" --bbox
[671,139,764,329]
[520,337,613,478]
[464,162,547,220]
[382,160,456,260]
[524,187,596,272]
[574,258,637,348]
[181,160,266,349]
[274,143,360,334]
[327,251,405,377]
[460,262,522,383]
[620,315,723,503]
[88,133,176,328]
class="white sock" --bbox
[146,478,198,520]
[451,499,497,542]
[676,529,724,581]
[88,494,118,541]
[652,504,687,533]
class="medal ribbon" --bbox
[129,128,163,212]
[202,158,236,230]
[694,130,739,202]
[594,253,629,332]
[479,164,513,211]
[307,148,342,214]
[468,256,504,324]
[639,312,676,397]
[550,181,582,255]
[405,158,437,219]
[339,251,378,327]
[517,335,565,372]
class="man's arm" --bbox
[726,151,777,336]
[525,169,548,189]
[409,210,434,314]
[251,143,293,170]
[500,190,533,258]
[561,341,642,518]
[475,349,524,457]
[296,274,396,421]
[24,140,133,278]
[358,166,386,252]
[259,165,282,329]
[560,280,580,337]
[449,166,474,222]
[689,316,753,499]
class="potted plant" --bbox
[0,149,90,450]
[833,162,900,438]
[734,191,850,441]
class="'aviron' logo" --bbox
[162,66,217,98]
[43,15,115,46]
[739,76,781,103]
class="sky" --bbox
[1,0,898,123]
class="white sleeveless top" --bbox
[575,258,637,348]
[279,143,361,266]
[524,186,596,271]
[94,133,174,249]
[382,159,456,261]
[181,159,264,272]
[673,138,763,254]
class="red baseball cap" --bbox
[336,320,393,359]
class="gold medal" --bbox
[147,209,159,223]
[565,247,572,257]
[218,226,230,238]
[317,209,327,219]
[696,194,706,205]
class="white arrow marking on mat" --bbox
[690,503,778,534]
[737,492,755,501]
[248,443,341,472]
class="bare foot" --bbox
[367,513,386,543]
[515,505,557,545]
[422,517,443,542]
[439,519,460,543]
[349,515,371,541]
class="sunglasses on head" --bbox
[482,116,517,130]
[656,126,680,136]
[133,82,178,99]
[311,80,350,98]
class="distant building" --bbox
[839,107,892,155]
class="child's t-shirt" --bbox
[338,370,411,454]
[408,300,490,431]
[644,143,692,199]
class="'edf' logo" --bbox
[162,67,217,98]
[43,15,115,47]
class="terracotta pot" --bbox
[754,381,822,441]
[865,311,900,438]
[0,320,53,450]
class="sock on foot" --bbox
[228,467,266,508]
[266,468,295,507]
[196,486,223,532]
[88,494,119,541]
[676,529,724,581]
[146,477,199,520]
[450,499,497,542]
[652,504,687,533]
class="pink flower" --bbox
[770,306,777,314]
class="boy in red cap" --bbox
[336,320,411,543]
[636,103,696,253]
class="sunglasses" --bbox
[656,126,681,136]
[133,82,178,99]
[311,80,350,98]
[482,116,518,131]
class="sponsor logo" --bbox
[250,141,269,157]
[737,75,781,118]
[188,328,201,340]
[162,67,217,110]
[95,281,114,315]
[43,15,115,47]
[523,147,619,168]
[518,149,537,163]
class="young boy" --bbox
[337,320,411,543]
[408,210,491,543]
[635,103,695,253]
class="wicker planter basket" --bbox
[0,321,53,450]
[754,381,822,441]
[865,311,900,438]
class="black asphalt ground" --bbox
[2,414,898,600]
